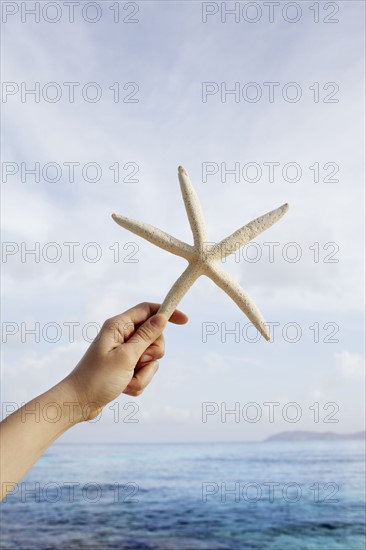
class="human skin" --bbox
[0,302,188,500]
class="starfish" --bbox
[112,166,288,341]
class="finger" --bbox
[99,303,188,352]
[123,361,159,396]
[97,317,130,351]
[123,302,189,326]
[139,334,165,364]
[96,303,160,353]
[126,305,188,348]
[111,302,189,328]
[122,302,160,324]
[123,313,167,362]
[168,309,189,325]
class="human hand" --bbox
[62,302,188,421]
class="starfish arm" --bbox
[178,165,208,247]
[158,263,202,318]
[211,203,289,261]
[206,264,270,341]
[112,214,194,260]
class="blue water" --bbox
[1,441,365,549]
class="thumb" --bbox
[124,313,167,361]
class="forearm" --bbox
[0,378,81,499]
[0,305,184,501]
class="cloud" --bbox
[334,351,365,381]
[203,351,260,372]
[1,1,364,441]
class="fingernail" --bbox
[150,314,167,329]
[140,354,153,363]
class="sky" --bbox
[1,0,365,443]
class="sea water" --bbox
[1,441,365,549]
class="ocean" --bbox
[1,441,365,549]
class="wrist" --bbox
[57,374,104,424]
[53,376,85,426]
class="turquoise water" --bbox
[1,441,365,549]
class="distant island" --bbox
[264,430,365,442]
